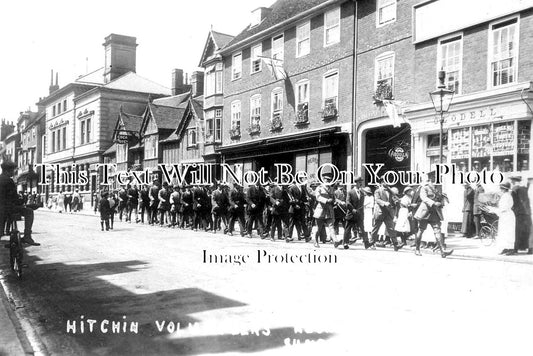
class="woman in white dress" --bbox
[488,182,515,255]
[57,191,65,213]
[362,187,374,242]
[395,186,414,243]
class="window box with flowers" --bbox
[248,116,261,135]
[295,102,309,125]
[270,112,283,132]
[373,78,394,105]
[229,125,241,139]
[321,98,338,120]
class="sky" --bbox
[0,0,273,121]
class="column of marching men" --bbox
[93,173,455,257]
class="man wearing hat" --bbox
[269,181,290,242]
[509,175,531,253]
[287,181,310,242]
[170,184,181,227]
[227,182,246,236]
[413,176,453,257]
[211,182,228,233]
[371,178,403,251]
[245,180,266,238]
[180,185,194,228]
[148,179,160,225]
[0,161,39,245]
[313,172,338,248]
[344,176,368,249]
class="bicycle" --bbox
[3,213,25,278]
[479,208,498,247]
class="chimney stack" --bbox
[49,69,59,94]
[191,71,204,97]
[171,69,191,95]
[251,7,272,27]
[103,34,138,83]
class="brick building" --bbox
[404,0,533,221]
[218,0,356,181]
[354,0,417,181]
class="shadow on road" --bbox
[1,250,328,355]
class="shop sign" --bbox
[388,146,409,162]
[432,107,499,126]
[115,131,129,144]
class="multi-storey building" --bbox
[218,0,356,180]
[405,0,533,221]
[355,0,416,181]
[38,34,170,200]
[16,110,45,193]
[199,30,234,169]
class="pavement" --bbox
[0,208,531,356]
[0,270,31,355]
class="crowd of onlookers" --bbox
[45,189,83,213]
[461,176,533,255]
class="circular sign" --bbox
[388,146,409,162]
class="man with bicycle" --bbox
[0,161,40,246]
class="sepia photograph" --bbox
[1,0,532,355]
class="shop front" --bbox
[219,127,350,185]
[406,82,533,223]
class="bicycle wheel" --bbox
[9,232,23,278]
[480,225,494,247]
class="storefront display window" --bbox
[444,120,531,172]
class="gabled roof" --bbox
[152,91,190,108]
[103,72,171,96]
[112,108,144,141]
[212,31,234,49]
[172,97,203,144]
[199,30,235,66]
[221,0,335,54]
[143,102,185,132]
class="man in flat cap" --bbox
[0,161,39,245]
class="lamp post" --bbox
[429,70,454,164]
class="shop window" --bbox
[324,7,340,46]
[438,35,462,94]
[377,0,396,27]
[296,21,310,57]
[489,18,518,87]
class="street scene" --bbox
[0,210,532,356]
[2,0,533,355]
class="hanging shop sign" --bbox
[388,145,409,162]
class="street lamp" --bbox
[429,70,454,164]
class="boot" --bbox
[435,233,453,258]
[414,231,422,256]
[100,221,105,231]
[392,236,405,251]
